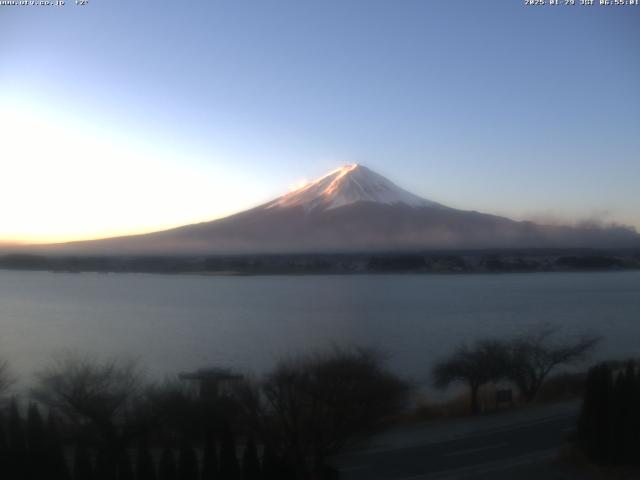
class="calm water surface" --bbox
[1,270,639,387]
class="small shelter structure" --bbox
[179,367,243,401]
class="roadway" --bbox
[331,401,585,479]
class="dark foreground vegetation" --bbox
[0,248,639,275]
[0,348,409,480]
[0,328,634,479]
[575,360,640,467]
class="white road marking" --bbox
[335,413,574,457]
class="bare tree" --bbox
[0,359,14,399]
[432,339,508,414]
[245,347,409,476]
[505,327,600,403]
[32,352,146,473]
[33,352,144,425]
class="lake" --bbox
[1,270,639,390]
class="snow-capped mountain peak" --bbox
[26,164,640,255]
[265,164,442,211]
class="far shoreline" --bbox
[1,248,638,276]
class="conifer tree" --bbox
[578,363,615,463]
[178,438,199,480]
[158,447,178,480]
[241,436,260,480]
[0,415,10,480]
[201,431,218,480]
[610,371,626,464]
[621,361,638,464]
[8,399,27,480]
[26,403,47,479]
[46,413,70,480]
[280,456,297,480]
[118,451,135,480]
[260,444,279,480]
[95,446,118,480]
[219,425,240,480]
[74,443,95,480]
[593,364,613,463]
[631,362,640,465]
[136,436,156,480]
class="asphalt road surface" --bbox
[332,404,583,479]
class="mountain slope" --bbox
[31,164,640,254]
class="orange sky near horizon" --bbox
[0,102,280,245]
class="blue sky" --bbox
[1,0,638,242]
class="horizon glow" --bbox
[1,1,639,244]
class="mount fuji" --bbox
[34,164,640,254]
[265,164,443,211]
